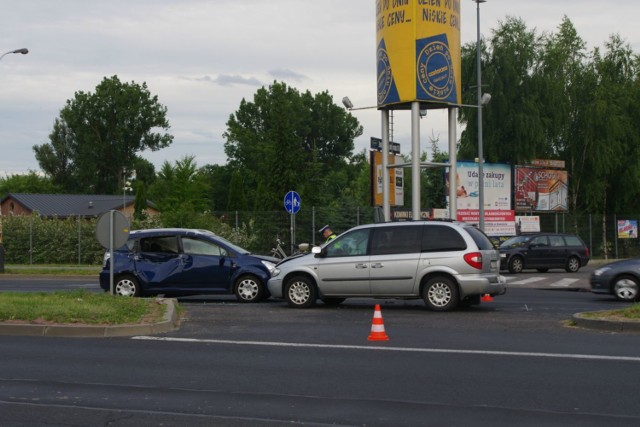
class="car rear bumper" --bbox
[458,274,507,297]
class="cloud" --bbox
[268,68,308,82]
[180,75,264,87]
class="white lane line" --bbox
[508,277,546,285]
[549,278,581,287]
[132,336,640,363]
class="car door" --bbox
[134,235,184,292]
[315,228,371,295]
[547,235,568,267]
[178,236,233,291]
[526,235,550,268]
[369,225,422,296]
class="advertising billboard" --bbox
[375,0,461,108]
[514,166,568,212]
[446,161,511,211]
[371,151,404,206]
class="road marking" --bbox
[132,336,640,363]
[508,277,546,285]
[549,278,581,288]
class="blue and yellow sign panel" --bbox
[376,0,461,108]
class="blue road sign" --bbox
[284,191,301,214]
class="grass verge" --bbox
[0,290,165,325]
[4,265,101,275]
[580,303,640,321]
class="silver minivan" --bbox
[267,221,505,311]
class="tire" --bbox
[284,276,317,308]
[565,256,581,273]
[114,275,141,297]
[321,297,345,306]
[613,275,640,302]
[234,274,264,303]
[536,268,549,273]
[422,276,459,311]
[508,256,524,274]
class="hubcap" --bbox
[428,283,451,307]
[115,280,136,297]
[568,258,579,271]
[615,279,638,300]
[237,279,259,300]
[288,282,310,304]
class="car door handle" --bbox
[355,264,368,269]
[371,263,383,268]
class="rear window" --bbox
[463,226,495,250]
[564,235,584,247]
[422,225,467,252]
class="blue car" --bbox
[99,228,279,302]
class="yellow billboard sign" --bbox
[376,0,461,108]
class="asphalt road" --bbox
[1,269,639,425]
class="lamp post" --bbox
[0,48,29,62]
[0,47,28,273]
[474,0,486,231]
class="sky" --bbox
[1,0,639,177]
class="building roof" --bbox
[1,193,154,218]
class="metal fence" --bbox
[2,209,637,264]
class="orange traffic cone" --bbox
[481,294,493,302]
[368,304,389,341]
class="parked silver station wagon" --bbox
[267,221,506,311]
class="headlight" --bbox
[593,267,610,277]
[271,268,281,278]
[261,260,276,274]
[102,252,110,268]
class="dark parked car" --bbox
[99,228,279,301]
[591,258,640,302]
[499,233,589,274]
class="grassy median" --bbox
[0,290,165,325]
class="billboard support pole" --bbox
[411,102,421,220]
[448,107,458,221]
[381,109,390,222]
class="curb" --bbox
[0,298,179,337]
[572,312,640,333]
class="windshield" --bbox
[214,235,250,255]
[499,235,533,249]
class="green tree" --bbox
[227,171,248,211]
[0,172,63,196]
[33,75,172,194]
[223,81,362,211]
[148,156,212,227]
[459,17,546,165]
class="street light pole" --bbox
[0,48,29,62]
[474,0,486,231]
[0,47,29,273]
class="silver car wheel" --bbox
[285,276,317,308]
[427,282,452,308]
[115,277,138,297]
[234,274,263,303]
[237,278,259,301]
[423,276,459,311]
[614,277,639,301]
[566,256,580,272]
[288,281,310,304]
